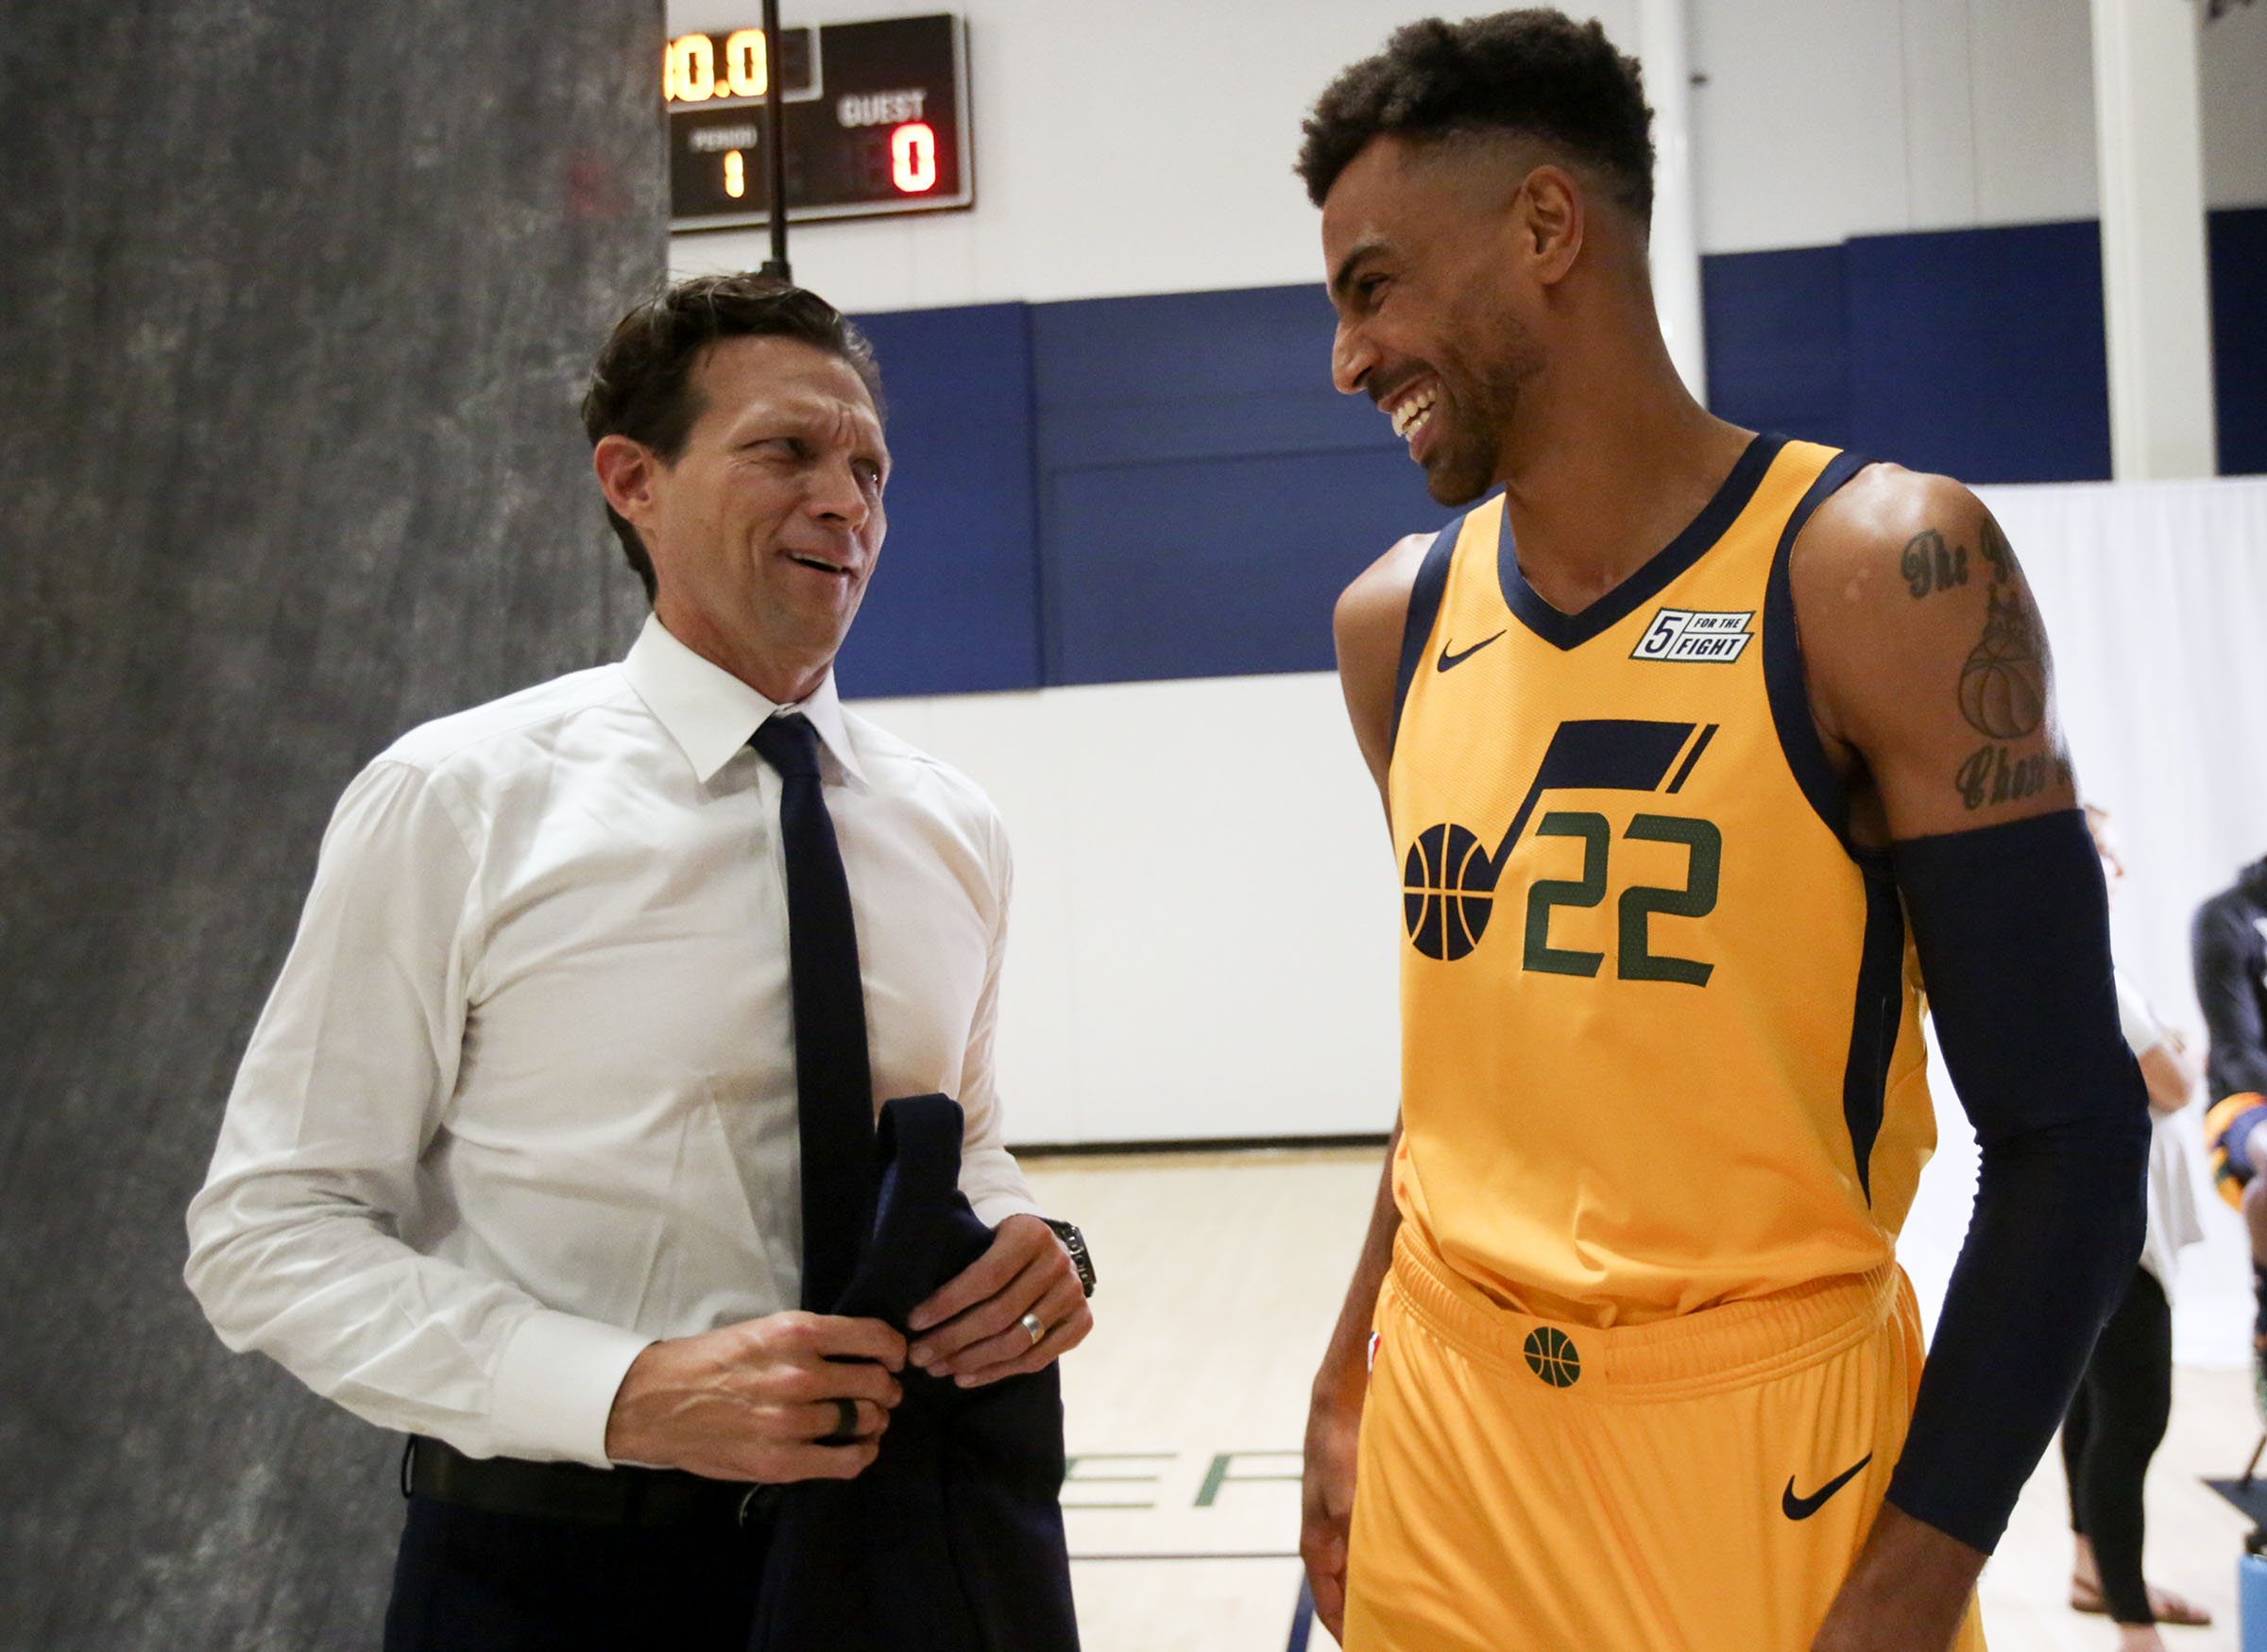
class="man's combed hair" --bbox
[581,275,883,601]
[1296,10,1654,220]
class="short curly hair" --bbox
[1296,11,1654,220]
[581,275,883,601]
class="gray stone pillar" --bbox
[0,4,663,1643]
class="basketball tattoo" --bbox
[1955,520,2045,741]
[1939,514,2059,809]
[1959,588,2046,740]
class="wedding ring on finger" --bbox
[1019,1309,1046,1348]
[817,1397,860,1445]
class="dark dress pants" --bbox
[384,1493,771,1652]
[2060,1264,2173,1626]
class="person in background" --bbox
[2060,805,2209,1646]
[2196,855,2267,1109]
[2196,852,2267,1421]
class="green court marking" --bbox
[1195,1451,1303,1508]
[1062,1452,1177,1509]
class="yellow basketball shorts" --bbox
[1342,1225,1986,1652]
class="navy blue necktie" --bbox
[750,712,877,1312]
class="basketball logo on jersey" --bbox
[1522,1325,1580,1387]
[1631,607,1754,663]
[1404,718,1721,982]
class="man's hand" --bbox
[906,1213,1091,1386]
[1812,1501,1985,1651]
[603,1311,906,1482]
[1301,1382,1364,1642]
[1298,1119,1401,1643]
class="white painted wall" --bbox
[852,672,1402,1148]
[1689,0,2103,251]
[2201,0,2267,210]
[666,0,1642,308]
[1680,0,2265,241]
[667,0,2267,307]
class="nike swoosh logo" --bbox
[1437,631,1506,672]
[1781,1453,1872,1521]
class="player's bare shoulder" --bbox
[1335,532,1437,803]
[1788,464,2073,842]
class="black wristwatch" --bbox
[1042,1218,1096,1297]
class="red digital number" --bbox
[890,122,937,194]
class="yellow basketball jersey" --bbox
[1388,435,1935,1328]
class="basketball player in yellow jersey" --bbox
[1290,14,2152,1652]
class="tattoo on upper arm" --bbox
[1955,519,2043,741]
[1954,743,2061,810]
[1904,518,2015,605]
[1940,514,2058,809]
[1900,529,1969,598]
[1958,588,2045,740]
[1978,516,2014,587]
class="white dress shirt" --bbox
[186,616,1042,1469]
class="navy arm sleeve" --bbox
[1882,809,2150,1554]
[2193,896,2267,1098]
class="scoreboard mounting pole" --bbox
[759,0,790,280]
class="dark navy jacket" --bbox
[2195,858,2267,1102]
[749,1095,1080,1651]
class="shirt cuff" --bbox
[486,1308,654,1467]
[967,1189,1046,1231]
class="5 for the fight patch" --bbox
[1631,607,1754,663]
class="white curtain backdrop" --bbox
[1897,475,2267,1365]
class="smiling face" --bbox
[596,333,888,703]
[1321,134,1560,505]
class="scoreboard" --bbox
[667,13,972,230]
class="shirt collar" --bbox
[622,613,865,787]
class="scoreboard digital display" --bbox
[667,13,971,230]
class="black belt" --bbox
[403,1437,782,1530]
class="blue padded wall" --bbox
[1046,447,1437,684]
[838,302,1043,695]
[1030,284,1443,686]
[1709,219,2122,483]
[1700,243,1851,450]
[1844,219,2111,483]
[1707,213,2265,483]
[839,215,2260,702]
[2210,207,2267,478]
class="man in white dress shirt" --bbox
[185,276,1094,1650]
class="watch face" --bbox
[1045,1220,1095,1293]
